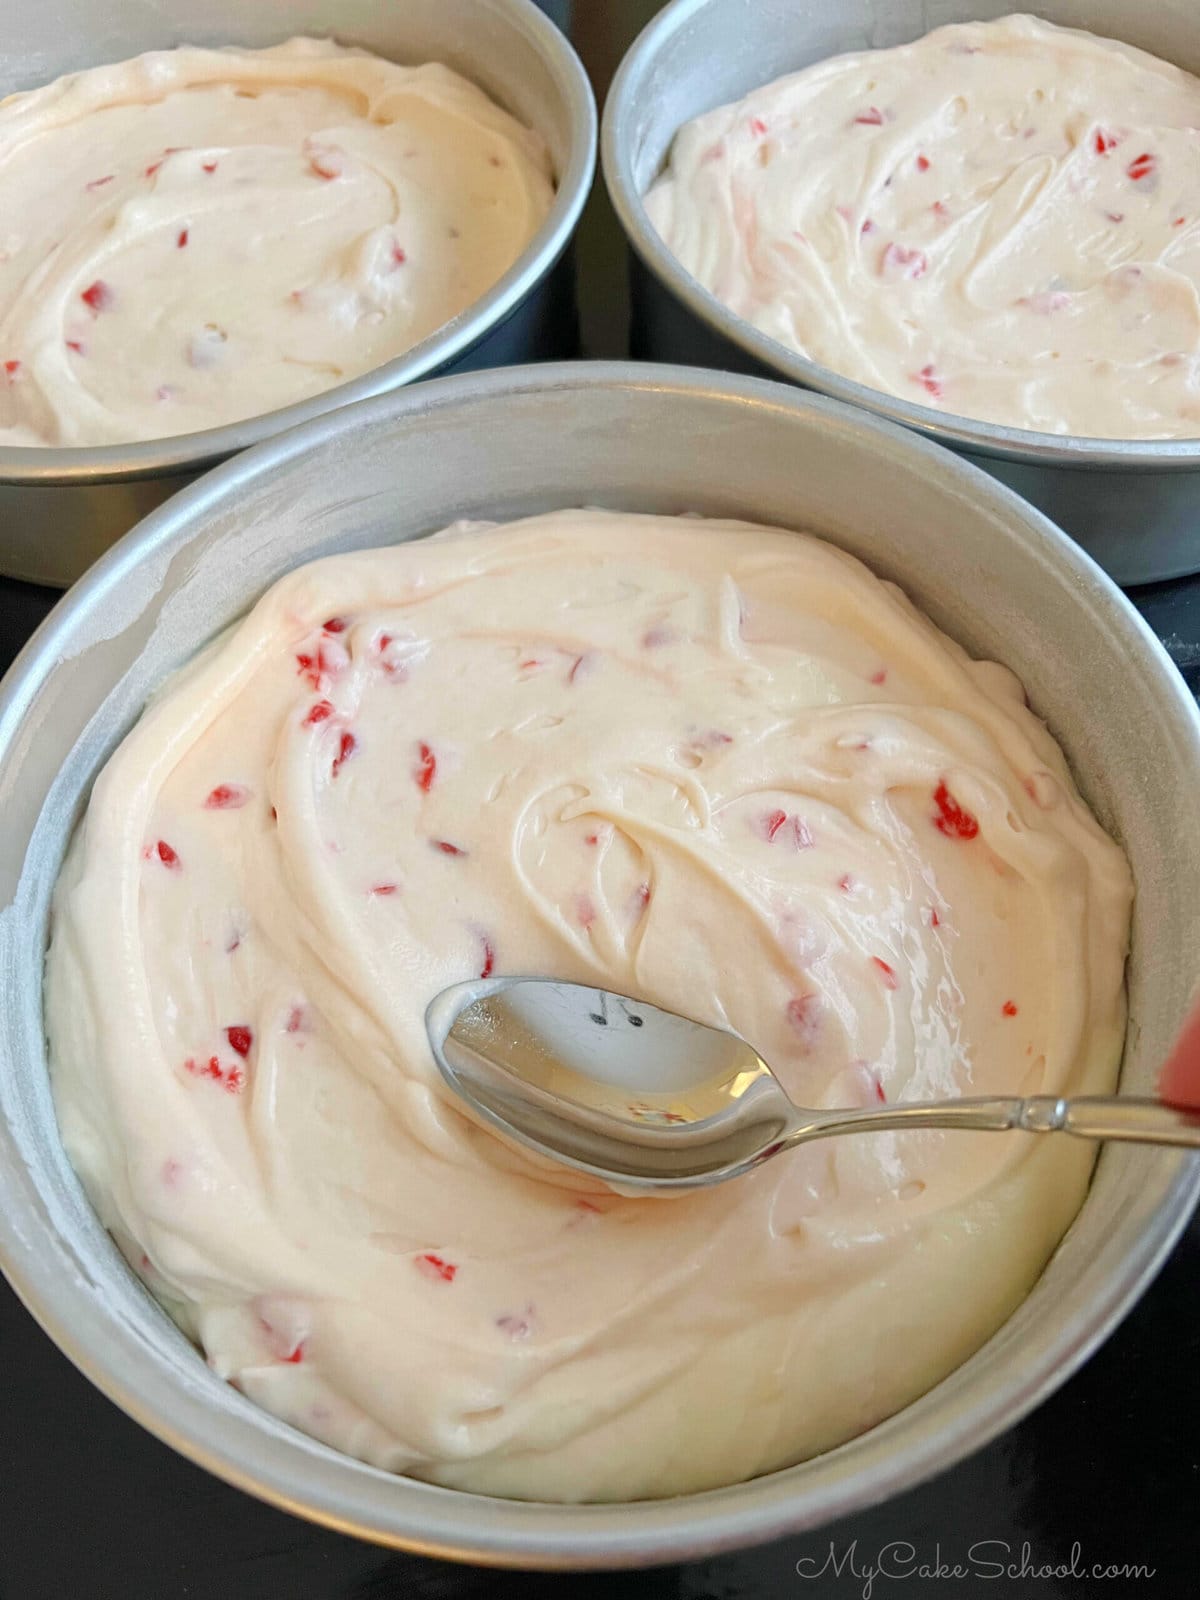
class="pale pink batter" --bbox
[0,39,553,446]
[646,14,1200,437]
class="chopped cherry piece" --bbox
[81,280,113,313]
[330,731,356,779]
[303,699,335,727]
[932,779,980,840]
[225,1025,253,1058]
[204,783,250,810]
[762,808,787,842]
[914,363,943,398]
[415,1253,457,1283]
[1126,151,1157,183]
[415,742,437,792]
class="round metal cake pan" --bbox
[0,0,596,588]
[602,0,1200,587]
[1,363,1198,1567]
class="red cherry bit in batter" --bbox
[225,1025,253,1058]
[1126,151,1157,183]
[932,779,979,840]
[303,699,335,727]
[914,363,943,398]
[415,1253,457,1283]
[762,808,787,842]
[81,280,114,314]
[871,956,899,990]
[330,731,357,779]
[204,783,250,810]
[415,741,437,792]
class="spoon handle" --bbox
[798,1095,1200,1148]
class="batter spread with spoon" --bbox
[46,511,1131,1500]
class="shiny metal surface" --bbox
[428,979,1200,1191]
[602,0,1200,585]
[0,364,1198,1566]
[0,0,596,586]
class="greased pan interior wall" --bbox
[0,364,1197,1567]
[0,0,595,586]
[602,0,1200,585]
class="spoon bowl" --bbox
[427,978,1200,1192]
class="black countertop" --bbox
[1,5,1197,1596]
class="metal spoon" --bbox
[426,977,1200,1193]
